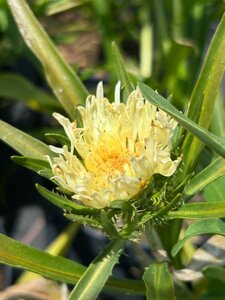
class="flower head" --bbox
[48,82,180,209]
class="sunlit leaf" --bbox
[0,119,52,160]
[68,239,125,300]
[204,174,225,203]
[184,157,225,196]
[0,234,145,295]
[143,261,176,300]
[46,0,90,16]
[18,222,80,283]
[36,184,97,215]
[112,42,134,101]
[172,219,225,257]
[7,0,88,118]
[168,202,225,219]
[181,13,225,172]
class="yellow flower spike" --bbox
[48,82,181,209]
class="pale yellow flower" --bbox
[48,82,181,209]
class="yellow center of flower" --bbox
[98,150,129,175]
[85,135,130,176]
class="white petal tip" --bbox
[96,81,104,99]
[115,81,121,104]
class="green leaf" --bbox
[138,82,225,159]
[203,266,225,283]
[186,13,225,126]
[18,222,80,283]
[65,214,102,229]
[204,174,225,202]
[184,157,225,196]
[68,239,125,300]
[0,73,59,113]
[45,133,70,147]
[168,202,225,219]
[143,261,176,300]
[11,156,52,178]
[45,0,89,16]
[36,184,97,215]
[181,13,225,173]
[0,234,145,295]
[7,0,88,118]
[101,210,119,238]
[210,91,225,139]
[0,233,85,283]
[139,4,153,78]
[172,219,225,257]
[0,119,52,160]
[112,42,134,101]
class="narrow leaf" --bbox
[0,234,144,295]
[139,83,225,159]
[140,5,153,78]
[186,13,225,126]
[211,91,225,139]
[172,219,225,257]
[0,119,52,160]
[36,184,97,215]
[18,222,80,283]
[65,214,102,229]
[184,157,225,196]
[168,202,225,219]
[204,174,225,202]
[7,0,88,118]
[0,73,59,112]
[11,156,52,178]
[0,233,85,283]
[181,13,225,173]
[101,210,119,238]
[112,42,134,101]
[68,239,125,300]
[45,133,70,147]
[0,234,145,295]
[143,262,176,300]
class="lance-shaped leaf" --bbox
[0,233,85,283]
[172,218,225,257]
[7,0,88,118]
[139,83,225,159]
[0,234,144,295]
[204,174,225,203]
[184,157,225,196]
[18,222,80,283]
[12,156,52,179]
[36,184,97,216]
[0,119,52,160]
[181,13,225,173]
[186,13,225,126]
[168,202,225,219]
[143,261,176,300]
[0,73,59,113]
[68,238,125,300]
[112,42,134,101]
